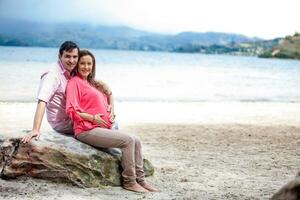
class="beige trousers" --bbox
[76,127,145,186]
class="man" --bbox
[21,41,80,143]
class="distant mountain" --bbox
[259,33,300,60]
[0,19,152,48]
[0,19,261,52]
[171,32,259,45]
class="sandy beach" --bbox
[0,102,300,200]
[1,102,300,199]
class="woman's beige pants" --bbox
[76,127,145,187]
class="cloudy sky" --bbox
[0,0,299,39]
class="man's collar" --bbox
[57,60,71,79]
[57,60,66,73]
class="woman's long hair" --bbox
[71,49,107,93]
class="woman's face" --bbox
[78,55,93,80]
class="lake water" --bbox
[1,46,300,103]
[1,46,300,135]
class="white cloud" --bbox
[0,0,299,38]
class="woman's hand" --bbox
[107,105,116,123]
[94,114,108,127]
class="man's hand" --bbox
[21,130,41,143]
[107,105,116,123]
[94,114,108,127]
[23,100,46,144]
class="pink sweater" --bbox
[66,75,112,136]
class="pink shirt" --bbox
[37,60,72,133]
[66,75,112,136]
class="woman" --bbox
[65,50,159,193]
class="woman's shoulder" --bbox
[69,75,82,82]
[67,76,82,86]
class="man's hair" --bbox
[59,41,79,56]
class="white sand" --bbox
[1,101,300,136]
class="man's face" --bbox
[59,48,79,72]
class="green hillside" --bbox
[259,33,300,60]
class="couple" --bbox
[21,41,158,193]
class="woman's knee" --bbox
[120,134,142,148]
[122,135,135,147]
[133,136,142,148]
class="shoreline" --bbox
[2,101,300,137]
